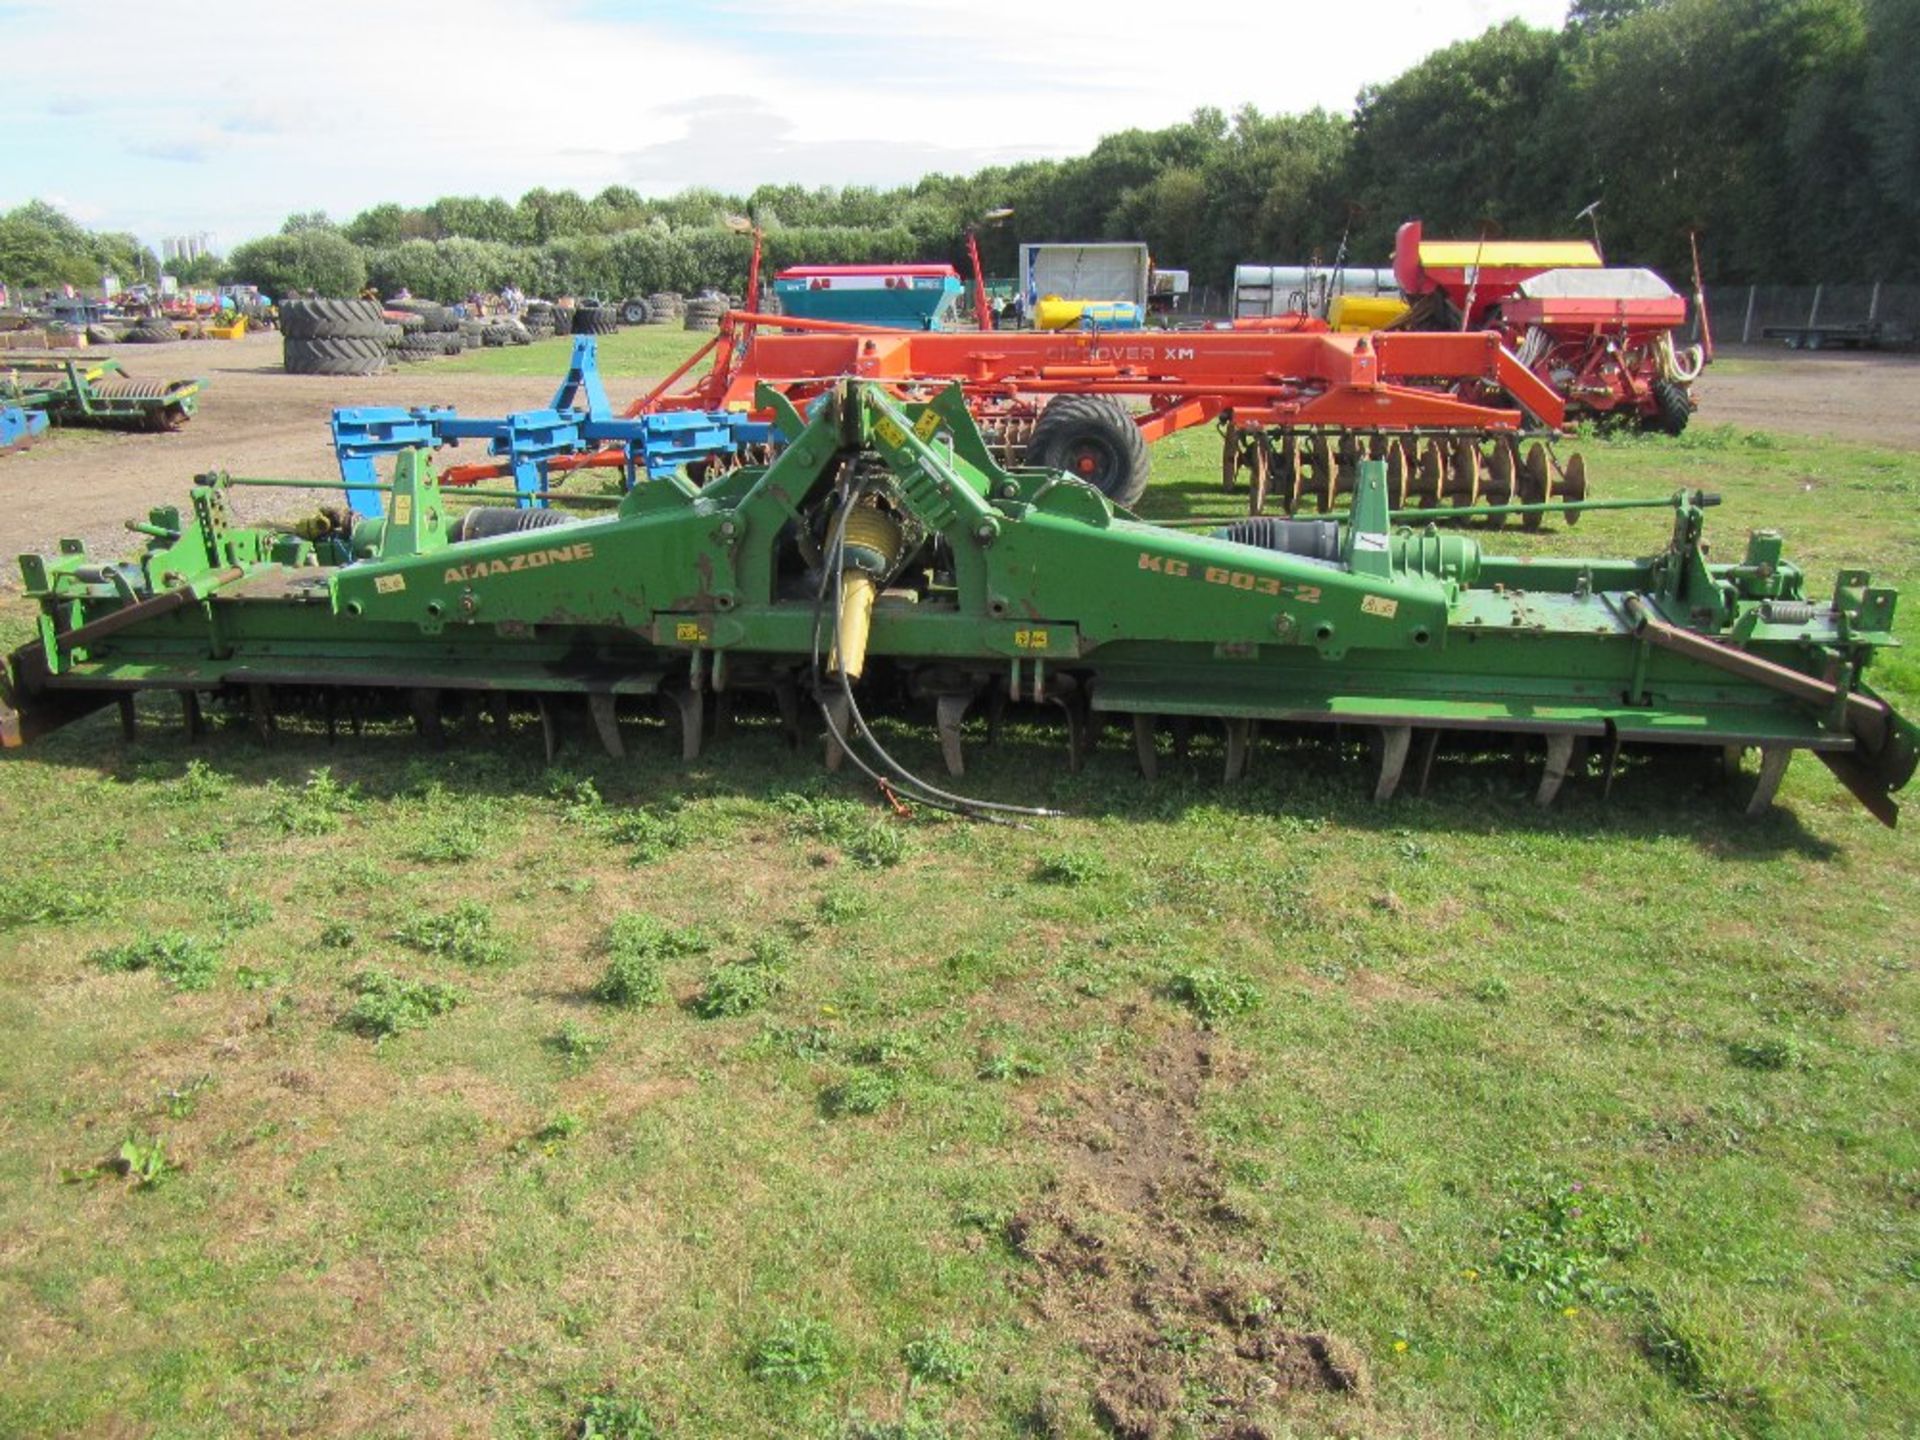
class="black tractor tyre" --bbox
[574,305,619,335]
[280,298,387,341]
[389,300,456,332]
[283,335,389,376]
[123,320,178,344]
[1024,395,1152,508]
[1650,376,1694,437]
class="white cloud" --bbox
[0,0,1571,248]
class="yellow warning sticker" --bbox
[374,573,406,594]
[675,621,707,643]
[391,494,413,526]
[1361,595,1398,618]
[873,416,906,449]
[913,409,943,441]
[1014,628,1049,649]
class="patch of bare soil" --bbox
[1011,1031,1367,1438]
[1700,344,1920,450]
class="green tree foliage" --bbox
[0,201,157,290]
[225,228,366,298]
[13,1,1911,302]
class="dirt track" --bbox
[1694,343,1920,451]
[4,332,1916,588]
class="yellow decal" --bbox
[1014,628,1050,650]
[373,573,406,594]
[391,494,413,526]
[873,416,906,450]
[1138,550,1320,602]
[1361,595,1399,618]
[675,621,707,643]
[440,541,596,586]
[913,409,943,441]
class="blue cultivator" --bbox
[329,337,772,516]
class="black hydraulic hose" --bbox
[809,482,1059,822]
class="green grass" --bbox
[0,422,1916,1437]
[434,325,710,379]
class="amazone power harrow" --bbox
[2,381,1912,826]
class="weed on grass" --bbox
[1033,848,1106,886]
[549,1021,610,1072]
[91,931,221,992]
[822,1068,901,1117]
[571,1391,657,1440]
[592,913,706,1007]
[343,968,464,1040]
[1166,964,1261,1025]
[264,767,361,836]
[115,1135,173,1189]
[693,932,795,1019]
[160,759,231,805]
[778,789,911,868]
[395,899,515,967]
[902,1329,975,1385]
[0,874,111,931]
[408,809,490,862]
[1728,1035,1803,1072]
[1493,1177,1643,1307]
[602,804,693,863]
[749,1314,840,1386]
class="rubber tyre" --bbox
[280,298,386,341]
[389,300,455,332]
[574,305,619,335]
[124,320,177,344]
[1651,377,1693,437]
[1025,395,1151,508]
[283,335,388,376]
[398,332,458,355]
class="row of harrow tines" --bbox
[2,381,1912,830]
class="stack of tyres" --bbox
[281,300,388,376]
[684,297,725,332]
[646,292,682,325]
[386,301,465,363]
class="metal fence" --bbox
[1687,283,1916,348]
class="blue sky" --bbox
[0,0,1570,253]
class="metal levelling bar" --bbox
[1149,492,1710,530]
[209,476,622,507]
[1389,491,1717,523]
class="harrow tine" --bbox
[1132,713,1158,781]
[249,684,275,744]
[1051,683,1091,773]
[179,690,203,741]
[662,682,703,762]
[1373,724,1412,803]
[116,692,137,742]
[1601,730,1623,798]
[1536,732,1577,807]
[1223,718,1254,783]
[822,691,852,772]
[410,687,447,747]
[935,692,972,777]
[1415,729,1441,796]
[538,697,560,765]
[772,676,803,750]
[587,692,624,759]
[1741,745,1793,816]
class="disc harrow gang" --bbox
[3,380,1912,831]
[1222,426,1587,528]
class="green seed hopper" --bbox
[2,380,1912,826]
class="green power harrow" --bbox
[3,380,1913,825]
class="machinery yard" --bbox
[4,0,1919,1429]
[2,320,1918,1437]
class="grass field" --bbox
[0,405,1916,1439]
[435,325,717,380]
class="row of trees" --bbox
[9,0,1913,303]
[0,202,158,293]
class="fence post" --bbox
[1807,284,1823,330]
[1869,281,1881,322]
[1741,285,1757,344]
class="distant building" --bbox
[162,233,217,264]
